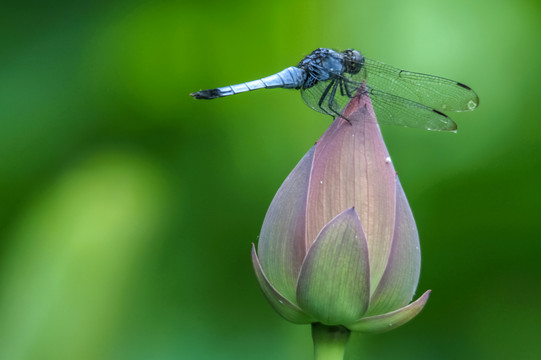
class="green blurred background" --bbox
[1,0,539,359]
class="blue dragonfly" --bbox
[191,48,479,131]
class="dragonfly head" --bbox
[342,49,364,75]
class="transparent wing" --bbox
[300,77,457,131]
[300,79,355,117]
[369,88,457,131]
[349,58,479,113]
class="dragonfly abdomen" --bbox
[191,66,305,99]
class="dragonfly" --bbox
[190,48,479,131]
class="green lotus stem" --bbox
[312,323,351,360]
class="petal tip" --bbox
[346,289,431,333]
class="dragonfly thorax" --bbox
[298,48,349,89]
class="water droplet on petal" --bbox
[385,156,392,164]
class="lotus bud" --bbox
[252,86,430,333]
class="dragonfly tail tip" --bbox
[190,89,222,99]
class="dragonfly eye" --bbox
[343,49,364,75]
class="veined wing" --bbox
[369,88,457,131]
[351,58,479,113]
[300,79,355,117]
[300,78,457,131]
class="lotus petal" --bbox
[251,244,313,324]
[365,178,421,315]
[306,91,397,294]
[296,208,370,325]
[347,290,431,333]
[258,146,315,301]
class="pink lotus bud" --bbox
[252,87,430,332]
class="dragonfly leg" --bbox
[317,80,336,117]
[343,79,356,98]
[339,79,347,97]
[327,80,339,112]
[328,80,351,125]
